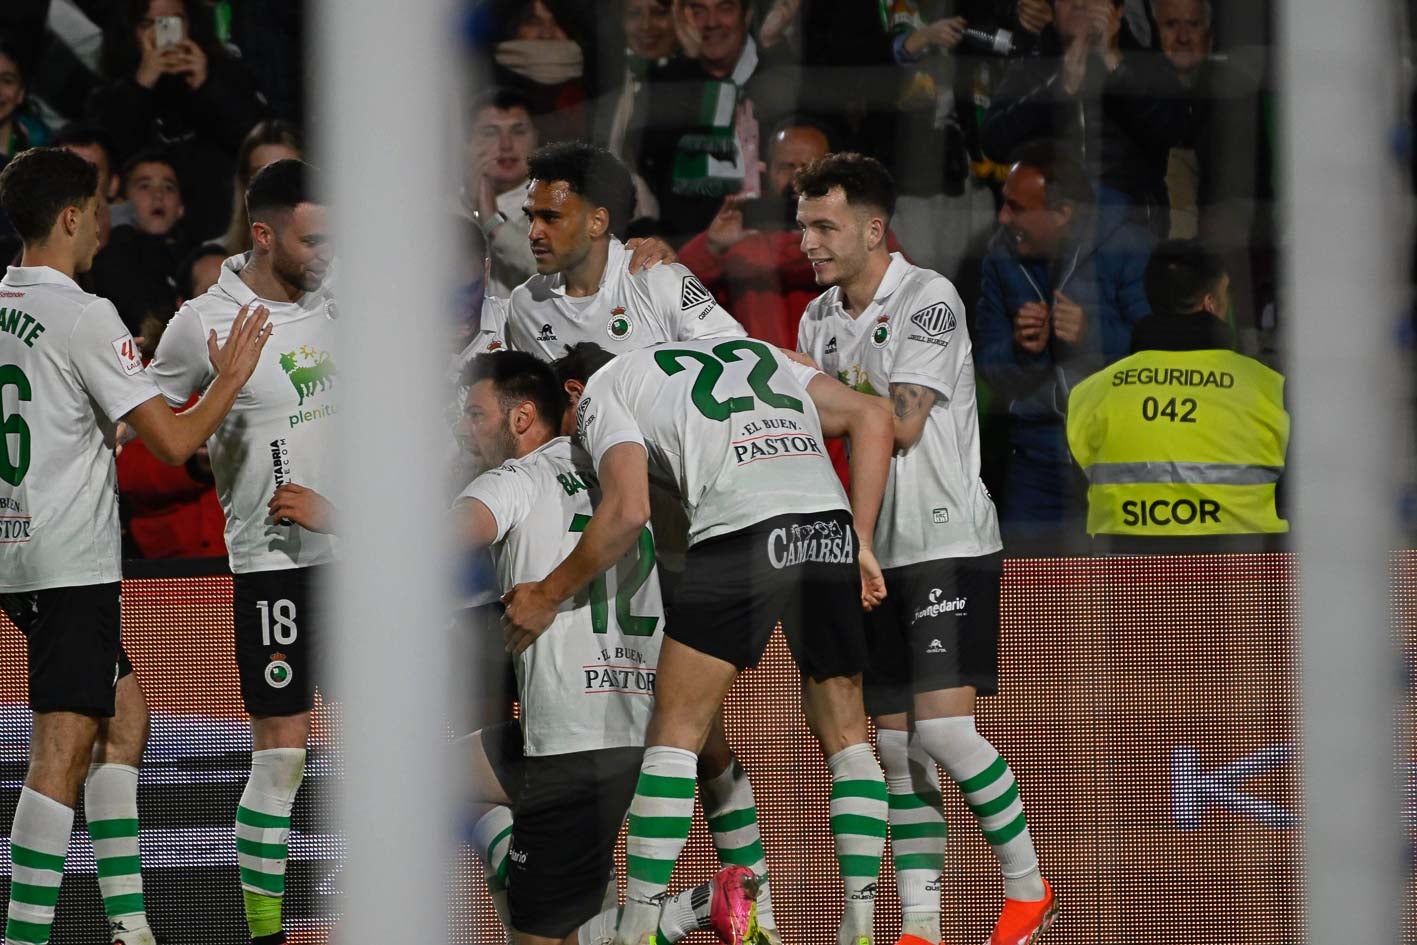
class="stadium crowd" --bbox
[0,0,1283,556]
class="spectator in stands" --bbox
[598,0,679,169]
[639,0,795,243]
[89,149,190,332]
[1066,239,1288,551]
[0,40,46,170]
[463,88,539,297]
[678,118,909,348]
[974,140,1153,548]
[981,0,1193,235]
[222,119,303,254]
[88,0,267,241]
[484,0,596,142]
[51,124,120,252]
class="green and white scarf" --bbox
[671,37,759,197]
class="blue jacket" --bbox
[975,210,1154,461]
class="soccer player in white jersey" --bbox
[147,159,335,945]
[0,148,271,945]
[505,141,791,940]
[794,153,1055,945]
[504,339,896,945]
[453,352,762,945]
[505,140,746,360]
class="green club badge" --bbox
[265,654,293,689]
[871,316,891,348]
[607,308,633,341]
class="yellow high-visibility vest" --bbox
[1066,348,1289,536]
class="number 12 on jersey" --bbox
[568,514,658,637]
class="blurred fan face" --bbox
[796,187,874,289]
[624,0,676,60]
[514,0,570,41]
[248,143,302,182]
[1054,0,1121,42]
[998,164,1070,259]
[134,0,188,48]
[1155,0,1211,73]
[472,105,538,193]
[126,160,184,237]
[684,0,750,75]
[769,127,830,196]
[0,52,24,129]
[459,379,518,469]
[524,179,595,276]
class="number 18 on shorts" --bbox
[233,566,325,716]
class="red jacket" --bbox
[678,227,909,349]
[116,393,226,559]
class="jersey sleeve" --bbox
[458,463,535,543]
[890,278,968,403]
[576,371,646,470]
[652,264,746,340]
[778,350,823,390]
[147,304,214,407]
[68,298,161,422]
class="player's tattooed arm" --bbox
[889,382,937,452]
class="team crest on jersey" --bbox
[265,653,293,689]
[607,307,633,340]
[278,346,338,406]
[870,316,891,348]
[680,275,711,310]
[909,302,957,337]
[537,323,558,342]
[824,336,838,355]
[486,340,504,352]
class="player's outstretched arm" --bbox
[124,303,273,465]
[501,442,651,653]
[807,374,892,608]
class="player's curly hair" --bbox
[527,141,636,237]
[793,152,896,221]
[0,147,99,245]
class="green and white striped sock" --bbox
[916,716,1044,901]
[827,743,887,945]
[5,786,73,945]
[620,746,698,945]
[700,758,774,928]
[878,729,945,942]
[469,805,513,930]
[84,764,152,943]
[236,748,306,938]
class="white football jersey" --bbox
[0,267,160,591]
[798,254,1001,567]
[505,238,745,360]
[460,437,663,756]
[576,338,848,546]
[149,255,339,574]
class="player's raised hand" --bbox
[268,483,335,533]
[625,236,678,273]
[502,582,559,654]
[207,303,273,384]
[859,544,887,611]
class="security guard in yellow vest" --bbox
[1066,240,1289,538]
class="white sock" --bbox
[878,729,943,942]
[654,882,713,941]
[6,786,74,945]
[619,746,699,945]
[915,716,1044,901]
[236,747,306,934]
[827,743,887,945]
[468,805,514,930]
[85,763,153,944]
[700,758,774,928]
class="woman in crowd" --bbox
[222,119,303,254]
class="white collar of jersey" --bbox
[829,252,911,321]
[546,238,626,299]
[2,265,81,291]
[215,252,332,315]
